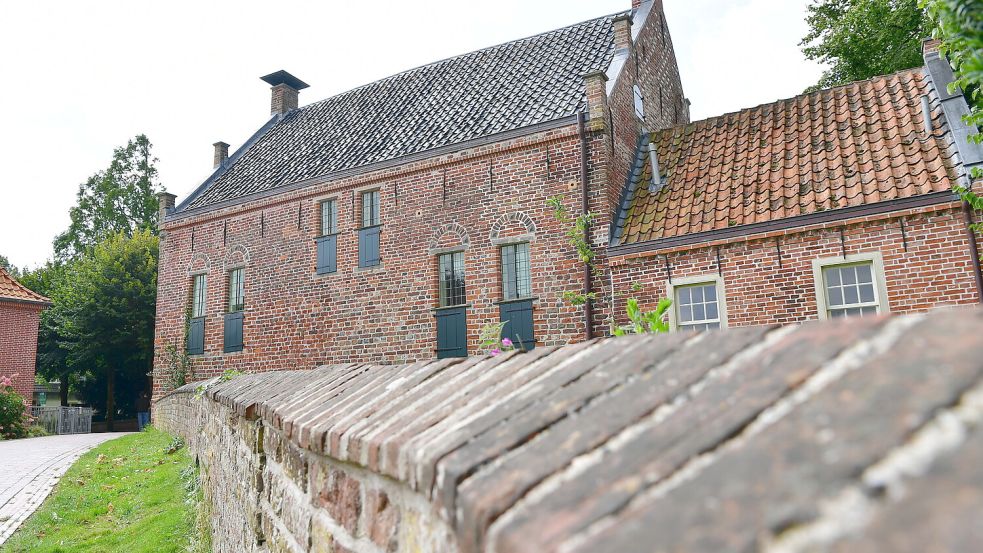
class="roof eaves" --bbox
[169,113,284,218]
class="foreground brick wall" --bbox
[154,306,983,552]
[0,301,43,406]
[609,204,982,328]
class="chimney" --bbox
[632,0,643,9]
[612,13,633,51]
[213,141,229,169]
[583,71,609,132]
[260,70,310,116]
[156,191,176,225]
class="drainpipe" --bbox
[577,112,595,339]
[963,199,983,303]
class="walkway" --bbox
[0,432,129,544]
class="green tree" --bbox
[54,134,161,261]
[0,253,20,278]
[48,230,158,430]
[801,0,931,90]
[19,261,74,406]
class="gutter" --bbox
[962,200,983,303]
[578,112,595,339]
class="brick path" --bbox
[0,432,130,544]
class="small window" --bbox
[501,243,531,301]
[361,190,380,228]
[821,263,879,318]
[191,274,206,318]
[319,199,337,236]
[675,282,721,331]
[633,85,645,121]
[438,251,466,307]
[228,268,245,313]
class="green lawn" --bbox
[2,427,209,553]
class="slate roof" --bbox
[0,266,50,306]
[167,306,983,552]
[180,13,623,213]
[616,68,961,245]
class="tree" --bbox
[19,261,74,406]
[53,135,161,261]
[0,254,20,278]
[801,0,931,90]
[47,230,158,430]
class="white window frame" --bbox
[666,274,728,332]
[812,252,890,320]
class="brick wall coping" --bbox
[161,306,983,552]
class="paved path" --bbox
[0,432,130,544]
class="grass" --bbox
[1,427,210,553]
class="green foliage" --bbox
[547,195,596,265]
[162,344,192,392]
[1,428,209,552]
[0,376,30,440]
[560,290,598,306]
[44,230,159,428]
[0,253,20,278]
[611,298,673,336]
[801,0,930,90]
[54,134,161,261]
[218,369,242,383]
[26,425,50,438]
[19,261,73,391]
[478,321,519,355]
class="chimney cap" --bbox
[260,70,310,91]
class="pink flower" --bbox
[501,338,513,348]
[490,348,502,356]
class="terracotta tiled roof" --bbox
[0,266,50,305]
[617,68,961,245]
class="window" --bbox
[813,253,889,320]
[224,268,244,353]
[821,263,879,318]
[359,190,381,268]
[228,268,245,313]
[361,190,380,228]
[501,243,531,300]
[187,274,206,355]
[633,84,645,121]
[320,199,337,236]
[438,251,466,307]
[316,200,337,274]
[667,276,727,332]
[675,283,721,331]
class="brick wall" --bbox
[154,125,609,397]
[609,204,982,329]
[0,301,43,407]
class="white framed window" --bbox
[813,252,890,319]
[666,275,727,332]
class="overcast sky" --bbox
[0,0,823,270]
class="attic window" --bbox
[633,85,645,121]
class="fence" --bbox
[30,406,93,435]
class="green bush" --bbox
[0,374,31,440]
[26,425,50,438]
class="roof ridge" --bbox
[301,11,627,111]
[657,66,926,137]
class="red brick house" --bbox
[0,266,50,407]
[607,41,983,329]
[153,0,688,395]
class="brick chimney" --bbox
[612,13,633,51]
[632,0,643,8]
[583,71,609,132]
[260,70,310,116]
[156,191,176,225]
[213,141,229,169]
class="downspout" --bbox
[962,198,983,303]
[577,112,595,339]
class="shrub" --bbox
[26,425,50,438]
[0,374,31,440]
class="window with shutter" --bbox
[500,243,531,300]
[187,274,206,355]
[316,200,338,274]
[358,190,381,268]
[224,268,245,352]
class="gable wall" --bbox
[0,301,43,407]
[153,124,609,398]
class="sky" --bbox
[0,0,824,270]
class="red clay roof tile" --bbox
[619,68,959,244]
[0,266,50,305]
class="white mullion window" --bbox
[668,276,727,332]
[813,252,890,320]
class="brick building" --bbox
[152,1,982,397]
[153,0,687,395]
[607,41,983,330]
[0,266,50,407]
